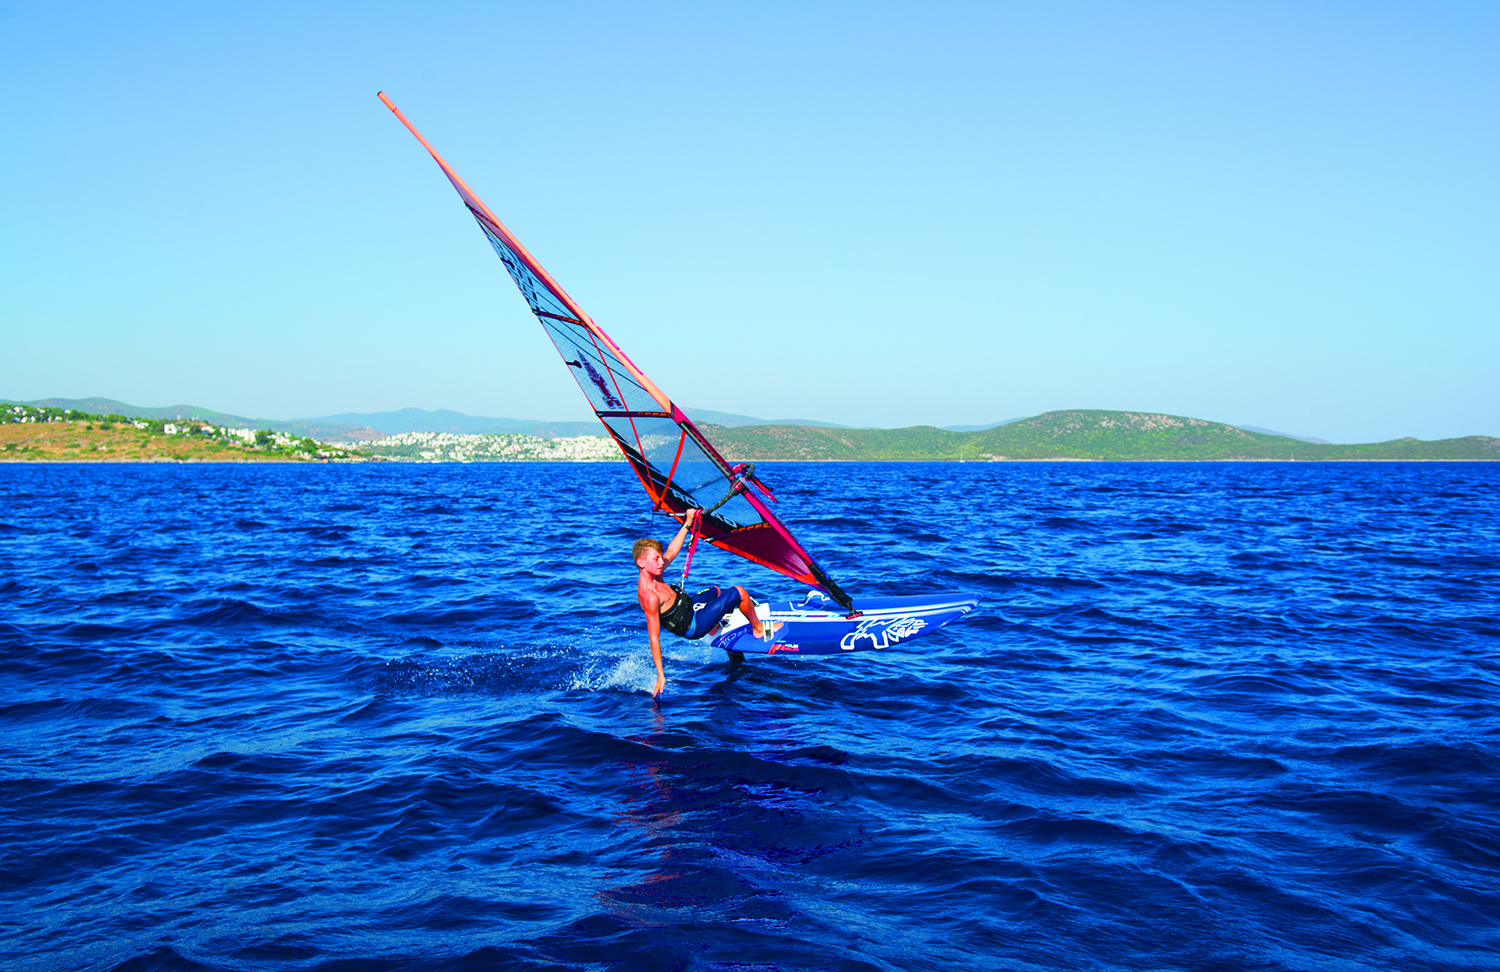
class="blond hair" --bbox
[632,537,663,565]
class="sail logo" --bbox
[566,359,623,409]
[839,616,927,651]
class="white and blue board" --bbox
[712,591,982,655]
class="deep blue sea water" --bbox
[1,461,1497,972]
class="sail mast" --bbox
[378,91,854,610]
[376,92,673,414]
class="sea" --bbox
[1,461,1496,972]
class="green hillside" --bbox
[1,403,364,462]
[22,397,379,442]
[704,410,1499,462]
[699,423,968,461]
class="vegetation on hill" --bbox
[0,403,363,462]
[4,403,1492,462]
[21,397,383,443]
[705,410,1499,462]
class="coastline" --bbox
[3,457,1494,465]
[6,404,1494,464]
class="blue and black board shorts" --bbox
[682,585,743,639]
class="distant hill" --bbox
[17,399,850,440]
[23,397,384,443]
[703,410,1499,461]
[310,408,599,438]
[941,417,1029,432]
[13,399,1493,460]
[325,406,858,433]
[20,399,600,442]
[1234,425,1331,444]
[679,407,852,429]
[939,417,1332,440]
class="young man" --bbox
[634,509,773,697]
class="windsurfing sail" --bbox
[378,92,854,610]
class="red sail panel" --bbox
[378,92,850,604]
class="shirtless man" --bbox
[634,509,771,698]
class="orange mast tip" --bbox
[377,91,675,415]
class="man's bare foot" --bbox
[751,621,783,641]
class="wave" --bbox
[1,461,1496,972]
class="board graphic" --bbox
[713,591,981,655]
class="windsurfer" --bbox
[635,509,771,697]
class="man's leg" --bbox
[734,585,770,639]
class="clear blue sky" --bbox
[2,1,1495,443]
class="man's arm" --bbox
[643,596,667,698]
[661,508,699,567]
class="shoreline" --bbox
[3,457,1495,466]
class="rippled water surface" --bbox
[2,461,1497,972]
